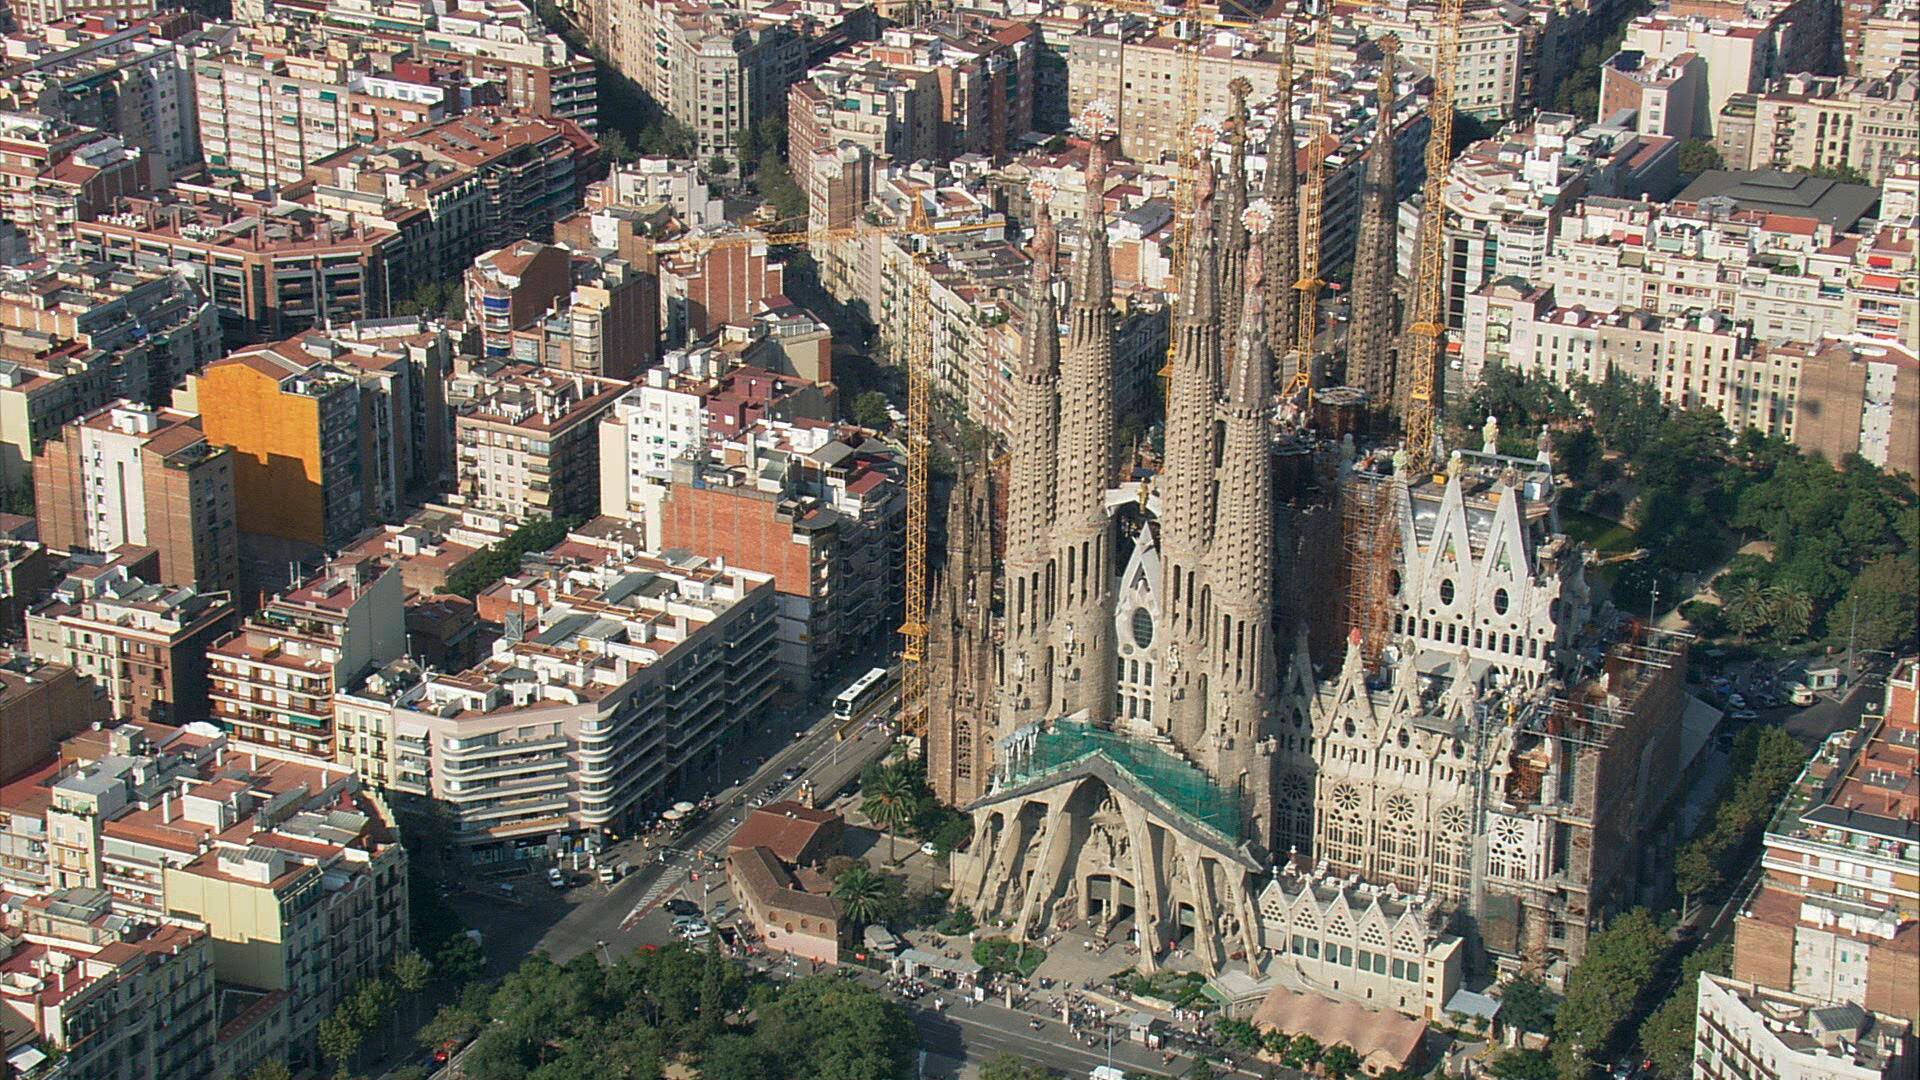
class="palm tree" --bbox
[832,865,888,928]
[861,765,919,862]
[1768,583,1814,642]
[1721,579,1774,641]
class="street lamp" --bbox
[596,939,611,965]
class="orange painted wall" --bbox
[196,362,327,545]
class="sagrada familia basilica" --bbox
[925,60,1696,997]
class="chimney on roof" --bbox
[162,791,173,823]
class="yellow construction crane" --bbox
[1286,10,1333,399]
[894,195,936,737]
[1403,0,1465,475]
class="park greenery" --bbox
[439,515,585,600]
[858,757,975,857]
[418,947,915,1080]
[973,937,1047,978]
[1457,366,1917,652]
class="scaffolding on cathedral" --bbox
[1341,459,1400,670]
[995,722,1247,842]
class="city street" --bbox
[446,689,897,975]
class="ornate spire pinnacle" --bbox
[1218,77,1254,367]
[1028,180,1058,291]
[1228,203,1273,410]
[1073,100,1114,311]
[1349,33,1402,409]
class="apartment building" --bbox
[1733,71,1920,184]
[0,905,213,1080]
[207,555,404,761]
[1066,18,1287,164]
[605,0,803,162]
[1857,0,1919,81]
[296,143,492,299]
[596,346,835,502]
[640,419,903,685]
[1409,115,1680,333]
[0,18,200,175]
[188,24,459,189]
[658,227,788,346]
[242,0,596,129]
[0,348,116,495]
[1356,0,1545,123]
[1622,14,1776,138]
[0,517,50,638]
[25,552,237,725]
[449,361,627,523]
[183,348,363,548]
[1599,49,1706,137]
[466,241,658,379]
[0,720,409,1065]
[1791,337,1920,479]
[386,549,778,862]
[786,16,1036,195]
[1695,977,1913,1080]
[1692,659,1920,1080]
[390,109,598,246]
[415,0,598,128]
[74,189,402,347]
[1729,662,1919,1023]
[34,402,239,597]
[1535,179,1915,347]
[583,157,725,227]
[0,650,109,786]
[0,112,160,251]
[0,259,221,408]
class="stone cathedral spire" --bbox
[1158,158,1222,747]
[1217,77,1253,367]
[1203,203,1279,844]
[1264,32,1301,391]
[926,455,997,807]
[998,183,1063,725]
[1050,108,1119,723]
[1347,34,1401,409]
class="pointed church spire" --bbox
[1005,184,1060,559]
[1203,201,1278,847]
[1348,34,1401,411]
[1264,30,1301,392]
[1050,101,1119,723]
[1218,77,1253,366]
[1159,155,1221,583]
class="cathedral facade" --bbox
[941,91,1288,974]
[928,69,1685,990]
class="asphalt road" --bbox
[449,695,897,974]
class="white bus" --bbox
[833,667,894,722]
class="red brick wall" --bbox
[659,485,812,599]
[1731,915,1796,990]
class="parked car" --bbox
[666,899,700,917]
[1731,709,1759,721]
[781,767,800,782]
[598,865,617,885]
[920,841,938,856]
[680,922,713,941]
[547,868,568,889]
